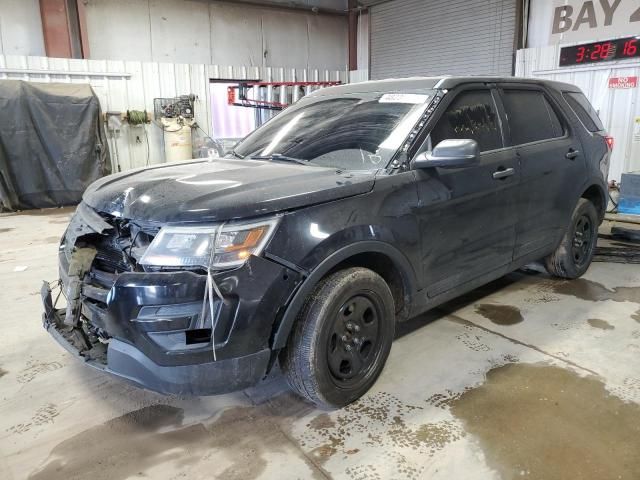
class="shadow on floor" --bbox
[395,266,547,340]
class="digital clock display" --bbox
[559,36,640,67]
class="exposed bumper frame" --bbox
[41,282,270,395]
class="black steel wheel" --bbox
[572,214,594,268]
[281,267,395,409]
[545,198,599,279]
[327,294,383,387]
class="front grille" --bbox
[93,235,131,273]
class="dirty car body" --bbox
[42,77,610,402]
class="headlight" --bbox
[140,218,279,269]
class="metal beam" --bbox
[76,0,90,58]
[39,0,87,58]
[212,0,348,15]
[0,68,131,78]
[348,0,358,70]
[39,0,73,58]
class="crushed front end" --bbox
[41,202,302,395]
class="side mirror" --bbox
[412,139,480,169]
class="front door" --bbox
[412,87,520,298]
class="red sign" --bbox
[608,76,638,89]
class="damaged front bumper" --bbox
[41,281,272,395]
[41,203,303,395]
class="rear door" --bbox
[412,86,520,298]
[498,84,584,260]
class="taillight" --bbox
[605,135,614,150]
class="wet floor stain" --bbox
[545,278,640,303]
[298,391,464,479]
[43,236,61,244]
[475,303,523,326]
[0,227,14,233]
[587,318,615,330]
[449,363,640,480]
[29,401,322,480]
[308,412,336,433]
[611,377,640,404]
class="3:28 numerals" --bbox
[563,37,640,67]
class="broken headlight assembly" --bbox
[139,217,280,270]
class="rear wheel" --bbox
[281,267,395,409]
[544,198,598,279]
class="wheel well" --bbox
[581,184,605,220]
[326,252,409,319]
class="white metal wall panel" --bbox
[370,0,517,79]
[84,0,155,62]
[0,0,45,56]
[526,0,554,48]
[149,0,212,64]
[0,55,346,172]
[209,3,263,67]
[80,0,348,70]
[308,14,349,71]
[262,10,310,69]
[516,47,640,181]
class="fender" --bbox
[578,176,607,220]
[548,178,606,254]
[271,240,418,350]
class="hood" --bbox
[83,158,375,224]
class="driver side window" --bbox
[429,89,503,153]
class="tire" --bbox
[281,267,395,409]
[544,198,599,279]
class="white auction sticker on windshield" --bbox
[379,93,429,104]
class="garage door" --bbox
[369,0,517,80]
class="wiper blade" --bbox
[250,154,309,165]
[225,149,245,159]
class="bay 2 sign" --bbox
[551,0,640,44]
[608,76,638,89]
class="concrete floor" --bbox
[1,208,640,480]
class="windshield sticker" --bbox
[379,93,429,104]
[367,153,383,164]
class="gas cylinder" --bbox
[161,118,193,162]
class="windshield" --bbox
[232,91,433,170]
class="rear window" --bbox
[502,89,564,145]
[563,92,604,132]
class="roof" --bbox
[308,76,582,97]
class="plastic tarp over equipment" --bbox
[0,80,110,211]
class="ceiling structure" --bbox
[225,0,349,13]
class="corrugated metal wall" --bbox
[0,54,346,172]
[369,0,517,79]
[0,0,348,70]
[516,47,640,181]
[82,0,347,70]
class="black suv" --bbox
[42,77,610,408]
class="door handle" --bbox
[566,148,580,160]
[492,167,515,180]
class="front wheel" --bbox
[281,267,395,409]
[544,198,599,279]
